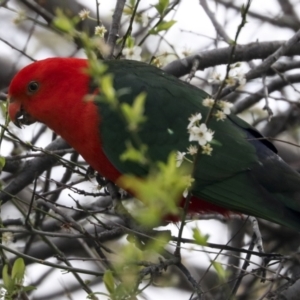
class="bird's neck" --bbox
[44,94,122,183]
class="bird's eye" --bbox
[27,81,39,93]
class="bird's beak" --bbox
[8,96,36,128]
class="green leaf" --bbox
[154,0,169,16]
[192,227,209,246]
[2,265,14,293]
[229,39,236,46]
[123,7,133,15]
[125,36,135,48]
[211,261,227,281]
[129,0,136,7]
[0,101,7,116]
[210,139,222,147]
[149,20,176,34]
[22,285,37,292]
[120,141,148,165]
[0,156,5,171]
[100,74,117,107]
[53,9,78,33]
[119,152,192,226]
[120,92,147,131]
[12,258,25,283]
[103,270,115,295]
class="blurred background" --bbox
[1,0,300,299]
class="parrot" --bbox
[7,57,300,230]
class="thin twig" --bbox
[228,234,256,299]
[215,0,300,31]
[262,75,273,121]
[200,0,232,44]
[212,0,252,102]
[0,37,35,61]
[257,260,285,300]
[95,0,100,26]
[0,243,103,276]
[249,216,264,253]
[116,0,142,59]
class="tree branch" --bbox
[107,0,126,59]
[246,29,300,81]
[215,0,300,31]
[200,0,232,44]
[232,73,300,114]
[163,41,300,78]
[0,138,70,204]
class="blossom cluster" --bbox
[176,76,236,198]
[135,13,149,27]
[202,97,233,121]
[176,112,215,168]
[79,9,90,20]
[122,46,142,61]
[78,9,107,38]
[228,67,246,86]
[208,66,246,87]
[187,113,214,146]
[13,10,26,24]
[94,25,107,38]
[176,112,215,197]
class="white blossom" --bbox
[214,110,227,121]
[202,97,215,108]
[2,232,13,244]
[94,25,107,38]
[187,113,202,129]
[13,10,26,24]
[187,145,198,156]
[183,188,189,198]
[152,57,162,68]
[141,14,149,27]
[218,100,233,115]
[122,46,142,61]
[202,143,213,155]
[208,72,222,84]
[188,123,214,146]
[226,76,236,87]
[176,151,186,167]
[79,9,90,20]
[236,70,246,86]
[228,68,246,87]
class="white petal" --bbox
[198,137,207,146]
[199,123,208,132]
[133,46,142,55]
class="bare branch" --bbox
[0,138,70,204]
[232,73,300,114]
[246,29,300,81]
[215,0,300,31]
[107,0,126,58]
[200,0,232,44]
[163,41,300,78]
[278,0,300,22]
[22,0,54,24]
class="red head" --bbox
[8,57,89,129]
[8,57,122,182]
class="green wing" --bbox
[96,60,300,230]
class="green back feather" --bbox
[95,60,300,230]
